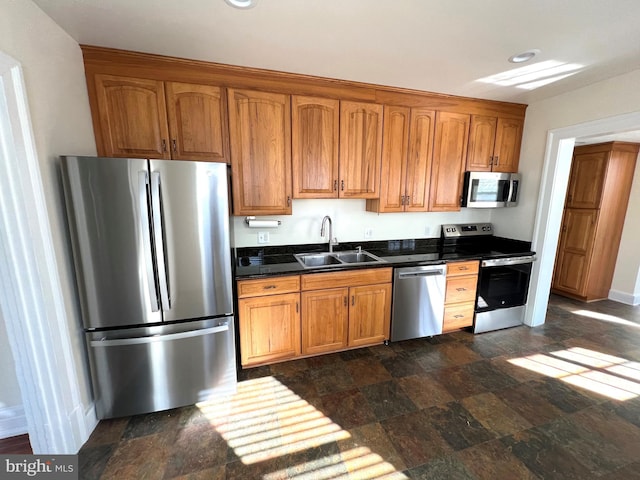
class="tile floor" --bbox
[79,295,640,479]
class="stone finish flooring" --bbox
[79,295,640,479]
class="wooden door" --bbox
[93,74,170,158]
[228,88,292,215]
[347,283,391,348]
[301,288,348,355]
[428,111,470,211]
[238,293,300,367]
[466,115,496,171]
[566,150,608,209]
[492,117,523,173]
[405,108,436,212]
[371,106,410,212]
[552,208,598,295]
[339,101,384,198]
[165,82,230,162]
[291,96,339,198]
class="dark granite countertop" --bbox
[234,237,534,279]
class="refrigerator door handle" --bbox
[90,323,230,347]
[150,171,171,310]
[138,171,160,312]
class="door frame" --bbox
[525,111,640,326]
[0,51,95,452]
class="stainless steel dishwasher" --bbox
[391,264,447,341]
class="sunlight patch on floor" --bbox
[262,447,408,480]
[571,309,640,328]
[508,347,639,401]
[196,376,407,478]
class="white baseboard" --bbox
[0,405,28,439]
[608,289,640,306]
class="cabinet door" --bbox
[348,283,391,348]
[405,108,436,212]
[93,74,170,159]
[228,89,292,215]
[238,293,300,367]
[466,115,497,172]
[339,101,384,198]
[165,82,230,163]
[291,96,339,198]
[566,151,608,209]
[301,288,349,355]
[492,117,523,173]
[429,112,470,211]
[552,209,598,295]
[375,106,410,212]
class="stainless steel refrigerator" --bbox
[61,156,236,419]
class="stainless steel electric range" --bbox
[442,223,536,333]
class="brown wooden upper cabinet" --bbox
[291,96,340,198]
[227,88,292,216]
[466,115,523,173]
[91,74,229,162]
[367,106,436,213]
[429,111,470,211]
[564,149,608,209]
[339,101,384,198]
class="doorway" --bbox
[525,111,640,327]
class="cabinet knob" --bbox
[287,196,291,206]
[161,139,167,152]
[351,295,355,306]
[172,139,177,152]
[494,155,500,166]
[333,180,338,191]
[341,180,345,191]
[456,287,467,291]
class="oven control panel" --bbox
[441,223,493,238]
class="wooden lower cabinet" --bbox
[237,275,301,367]
[443,260,479,333]
[301,268,392,353]
[348,283,392,347]
[238,268,392,367]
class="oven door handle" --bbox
[482,255,536,267]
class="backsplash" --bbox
[231,198,491,247]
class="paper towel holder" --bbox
[245,216,282,228]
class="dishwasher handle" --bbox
[397,268,446,279]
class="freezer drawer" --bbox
[87,318,236,419]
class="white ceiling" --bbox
[32,0,640,105]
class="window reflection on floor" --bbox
[197,376,407,479]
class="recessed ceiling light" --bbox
[509,49,541,64]
[224,0,257,8]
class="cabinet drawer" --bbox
[443,302,475,331]
[445,275,477,304]
[237,275,300,298]
[301,267,392,291]
[447,261,479,277]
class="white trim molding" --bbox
[608,289,640,306]
[0,51,96,453]
[0,405,28,439]
[525,111,640,327]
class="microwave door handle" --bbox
[138,171,159,312]
[507,179,517,203]
[150,171,171,310]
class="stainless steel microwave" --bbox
[461,171,520,208]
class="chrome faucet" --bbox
[320,215,338,252]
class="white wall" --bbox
[232,199,492,247]
[610,152,640,304]
[493,69,640,301]
[0,0,97,437]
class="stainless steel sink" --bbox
[295,253,342,267]
[333,251,380,263]
[294,250,386,269]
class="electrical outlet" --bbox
[364,228,373,239]
[257,232,269,244]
